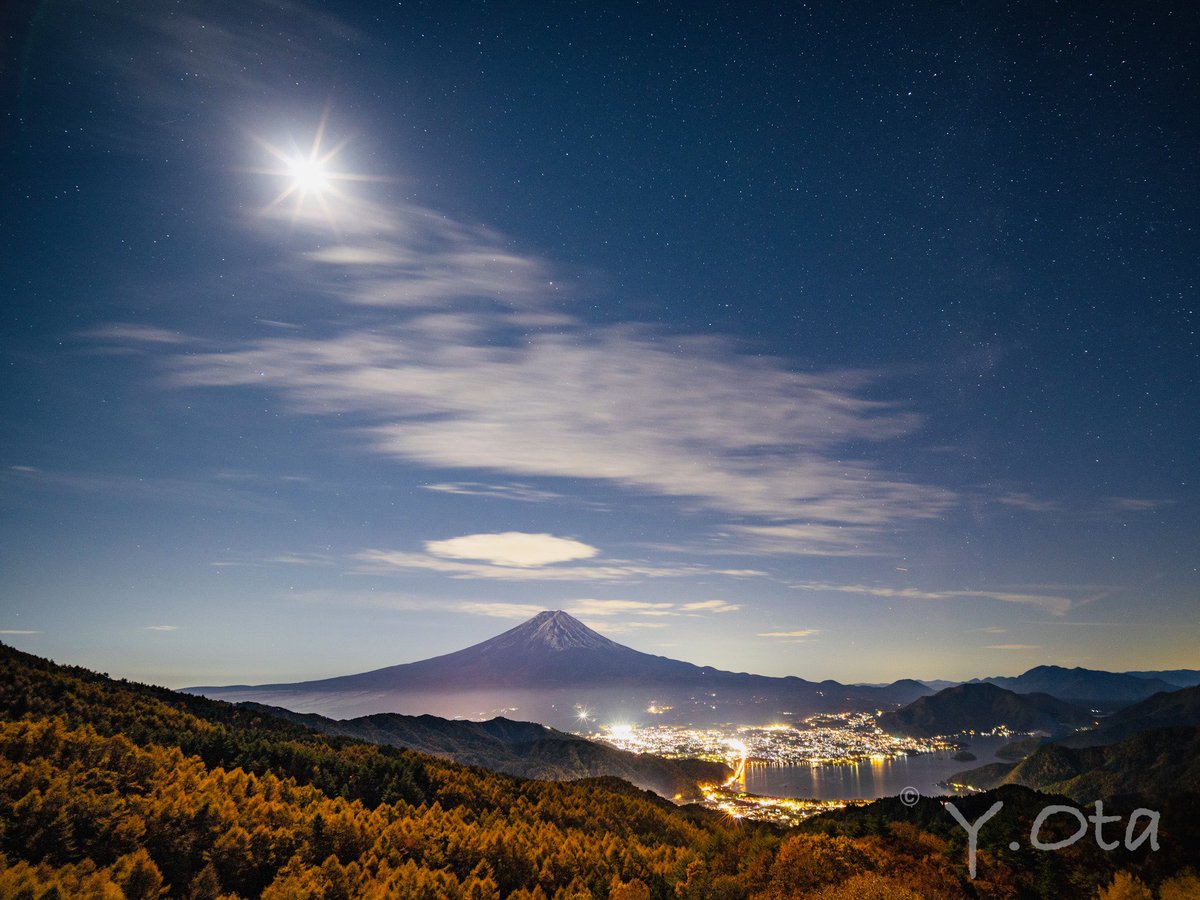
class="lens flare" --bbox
[248,107,388,231]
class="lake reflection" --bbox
[739,736,1007,800]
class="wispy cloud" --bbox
[456,602,547,619]
[280,592,688,629]
[352,548,764,582]
[560,598,740,619]
[283,591,547,622]
[162,193,955,542]
[4,466,282,514]
[211,552,337,568]
[758,629,822,639]
[287,589,452,613]
[791,581,1074,616]
[724,523,885,557]
[984,643,1042,651]
[302,225,558,307]
[276,590,738,630]
[578,620,669,634]
[679,600,740,614]
[0,630,41,635]
[423,482,565,503]
[1099,496,1173,513]
[996,491,1061,513]
[464,606,684,635]
[567,599,677,617]
[92,102,955,552]
[43,0,363,154]
[83,323,188,345]
[1015,619,1138,629]
[144,625,178,632]
[172,321,951,530]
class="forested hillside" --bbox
[1,643,1194,898]
[247,703,729,800]
[950,726,1200,802]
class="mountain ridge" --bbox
[243,702,730,799]
[970,665,1179,709]
[9,639,1193,898]
[191,611,696,691]
[951,725,1200,803]
[188,610,933,725]
[1056,684,1200,748]
[878,682,1096,738]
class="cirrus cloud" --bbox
[758,629,822,639]
[422,482,565,503]
[985,643,1043,651]
[352,548,764,582]
[154,187,956,547]
[456,602,548,619]
[791,581,1074,616]
[567,599,676,617]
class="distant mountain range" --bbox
[245,703,729,799]
[921,666,1198,709]
[877,682,1096,738]
[969,665,1181,709]
[189,610,933,727]
[1122,669,1200,688]
[188,610,1195,729]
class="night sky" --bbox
[2,0,1197,687]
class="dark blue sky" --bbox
[2,0,1196,685]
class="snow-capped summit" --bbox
[492,610,621,652]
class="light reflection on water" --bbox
[738,737,1008,800]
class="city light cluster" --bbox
[592,712,950,767]
[590,712,956,826]
[701,791,864,827]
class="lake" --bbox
[737,736,1008,801]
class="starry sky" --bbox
[2,0,1197,687]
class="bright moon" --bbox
[286,155,330,193]
[249,111,385,229]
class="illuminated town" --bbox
[586,711,956,826]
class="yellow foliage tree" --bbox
[1095,871,1154,900]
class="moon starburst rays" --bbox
[249,113,388,231]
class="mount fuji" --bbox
[188,610,931,727]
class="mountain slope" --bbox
[188,610,928,725]
[1058,684,1200,748]
[951,726,1200,803]
[0,641,737,897]
[862,678,934,705]
[3,641,1195,897]
[877,682,1095,738]
[193,611,704,692]
[248,703,729,799]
